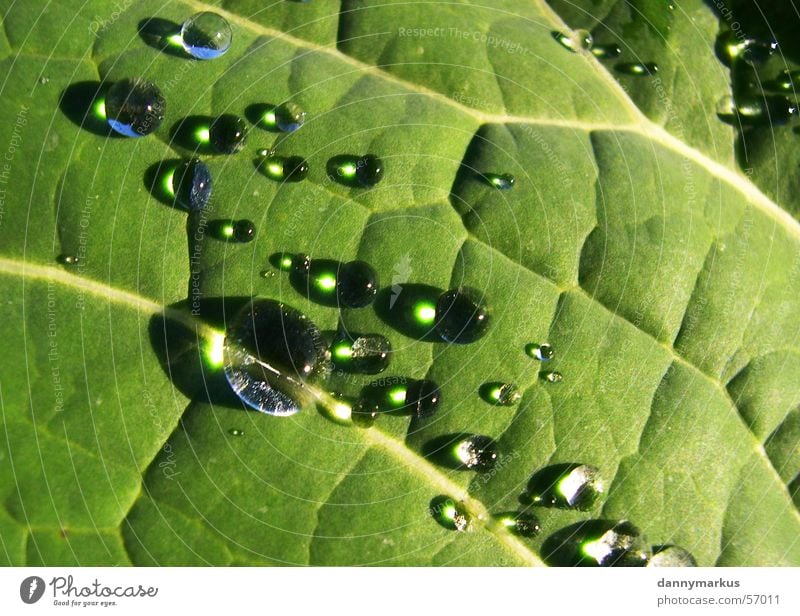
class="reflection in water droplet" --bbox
[552,29,593,53]
[614,62,658,76]
[105,78,166,137]
[455,435,498,470]
[274,102,307,132]
[542,371,562,383]
[543,520,650,567]
[173,158,212,210]
[180,12,233,59]
[591,43,621,59]
[430,496,470,531]
[648,545,697,567]
[482,172,515,190]
[209,114,248,154]
[526,342,553,361]
[527,463,603,510]
[331,333,391,374]
[223,299,330,415]
[435,287,490,344]
[497,512,541,537]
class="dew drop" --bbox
[591,43,622,59]
[497,512,541,537]
[717,93,797,126]
[527,463,603,510]
[233,219,256,242]
[648,545,697,567]
[274,102,307,132]
[228,428,244,437]
[430,496,470,531]
[259,152,309,182]
[526,342,553,361]
[614,62,658,76]
[355,154,384,187]
[544,520,650,567]
[766,69,800,92]
[209,114,248,154]
[542,370,562,383]
[455,435,498,471]
[58,254,79,266]
[223,299,330,415]
[336,260,378,308]
[482,172,515,190]
[105,78,165,137]
[172,158,212,211]
[39,76,50,85]
[434,287,490,344]
[404,379,442,418]
[481,382,521,406]
[552,29,593,53]
[716,31,778,66]
[331,333,391,374]
[180,12,233,59]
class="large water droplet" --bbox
[480,382,521,406]
[223,299,330,415]
[274,102,307,132]
[497,512,541,537]
[209,114,248,153]
[552,29,593,53]
[430,496,470,531]
[105,78,165,137]
[180,12,233,59]
[527,463,603,510]
[258,151,309,182]
[435,287,490,344]
[543,520,650,567]
[355,154,384,187]
[455,435,498,470]
[337,260,378,308]
[614,62,658,76]
[331,333,391,374]
[648,545,697,567]
[172,158,212,211]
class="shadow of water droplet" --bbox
[373,284,442,342]
[138,17,187,58]
[169,115,215,155]
[59,81,123,138]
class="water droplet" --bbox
[481,172,515,189]
[526,342,553,361]
[39,76,49,85]
[105,78,166,137]
[274,102,307,132]
[497,512,540,537]
[648,545,697,567]
[223,299,330,415]
[430,496,470,531]
[455,435,498,470]
[260,269,276,278]
[259,152,309,182]
[614,62,658,76]
[717,94,797,126]
[591,43,621,59]
[172,158,212,211]
[337,260,378,308]
[355,154,384,187]
[543,520,650,567]
[541,370,562,383]
[716,31,778,66]
[331,333,391,374]
[766,69,800,92]
[552,29,593,53]
[480,382,521,406]
[404,379,441,418]
[527,463,603,510]
[435,287,490,344]
[228,428,244,436]
[233,219,255,242]
[58,254,79,265]
[180,12,233,59]
[209,114,248,154]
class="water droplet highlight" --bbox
[552,29,593,53]
[223,299,330,415]
[455,435,498,470]
[355,154,384,187]
[180,12,233,59]
[527,463,603,510]
[172,158,212,211]
[648,545,697,567]
[211,219,256,242]
[209,114,248,154]
[274,102,307,132]
[526,342,553,361]
[435,287,490,344]
[331,333,391,374]
[480,382,521,406]
[614,62,658,76]
[105,78,165,137]
[336,260,378,308]
[430,496,470,531]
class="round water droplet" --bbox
[455,435,498,470]
[355,154,384,187]
[209,114,248,154]
[105,78,166,137]
[172,158,212,211]
[435,287,490,344]
[648,545,697,567]
[614,62,658,76]
[482,172,515,189]
[274,102,307,132]
[223,299,330,415]
[337,260,378,308]
[331,333,391,374]
[180,12,233,59]
[543,520,650,567]
[404,379,441,418]
[260,153,309,182]
[552,29,593,53]
[526,342,553,361]
[498,512,540,538]
[542,370,562,383]
[228,428,244,437]
[481,382,521,406]
[58,254,80,266]
[233,219,255,242]
[527,463,603,510]
[591,43,622,59]
[430,496,470,532]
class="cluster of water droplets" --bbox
[551,28,658,77]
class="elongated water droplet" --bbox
[527,463,603,510]
[172,158,212,211]
[552,29,593,53]
[209,114,248,153]
[58,254,80,265]
[435,287,490,344]
[497,512,541,537]
[526,342,553,361]
[180,12,232,59]
[331,333,391,374]
[430,496,470,531]
[337,260,378,308]
[228,428,244,437]
[211,219,256,242]
[355,154,384,187]
[223,299,330,415]
[404,379,441,418]
[591,43,621,59]
[648,545,697,567]
[716,31,778,66]
[717,94,797,126]
[542,370,562,383]
[105,78,165,137]
[480,382,521,406]
[615,62,658,76]
[482,172,515,189]
[274,102,307,132]
[543,520,650,567]
[455,435,498,470]
[259,152,309,182]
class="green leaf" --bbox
[0,0,798,566]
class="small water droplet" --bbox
[259,152,309,182]
[455,435,498,470]
[435,287,490,344]
[481,172,515,189]
[552,29,593,53]
[337,260,378,308]
[591,43,621,59]
[543,520,650,567]
[331,333,391,374]
[497,512,540,537]
[527,463,603,510]
[766,69,800,92]
[614,62,658,76]
[228,428,244,436]
[39,76,49,85]
[274,102,307,132]
[404,379,441,418]
[526,342,553,361]
[58,254,80,266]
[648,545,697,567]
[260,269,276,278]
[223,299,330,415]
[355,154,384,187]
[541,370,562,383]
[430,496,470,531]
[180,12,233,59]
[209,114,248,153]
[717,94,797,126]
[105,78,165,137]
[480,382,521,406]
[172,158,212,211]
